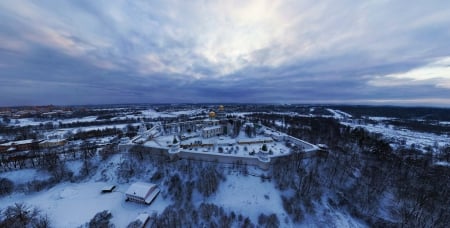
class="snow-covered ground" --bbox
[0,169,51,184]
[9,118,44,127]
[9,116,99,127]
[0,154,171,227]
[435,161,450,167]
[366,116,396,121]
[60,116,98,124]
[205,174,288,224]
[140,109,175,118]
[318,109,449,152]
[326,109,352,119]
[0,181,170,227]
[341,121,449,150]
[168,109,206,116]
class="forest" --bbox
[255,113,450,227]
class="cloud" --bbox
[1,0,450,106]
[369,57,450,89]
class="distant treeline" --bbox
[71,128,123,140]
[58,118,136,128]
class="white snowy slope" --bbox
[326,109,352,119]
[204,174,287,223]
[341,121,449,151]
[0,181,170,227]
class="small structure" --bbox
[134,213,150,227]
[101,185,116,193]
[125,182,160,204]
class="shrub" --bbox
[262,144,268,151]
[0,178,14,196]
[88,210,113,228]
[0,203,50,228]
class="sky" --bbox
[1,0,450,107]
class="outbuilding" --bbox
[101,185,116,193]
[125,182,160,204]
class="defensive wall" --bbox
[119,141,324,170]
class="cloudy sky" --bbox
[1,0,450,107]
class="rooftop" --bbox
[203,125,222,131]
[0,139,35,146]
[125,182,156,199]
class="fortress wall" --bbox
[120,142,325,170]
[175,150,271,170]
[285,135,317,151]
[120,144,270,170]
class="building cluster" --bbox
[122,105,319,168]
[0,106,74,118]
[0,135,67,153]
[139,105,238,141]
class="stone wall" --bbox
[120,142,321,170]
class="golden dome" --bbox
[219,105,224,111]
[209,111,216,118]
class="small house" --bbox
[125,182,160,204]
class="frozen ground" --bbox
[140,109,175,118]
[341,121,449,150]
[168,109,206,116]
[326,109,352,119]
[205,173,289,224]
[322,109,449,152]
[0,150,352,227]
[0,181,170,227]
[0,169,51,184]
[9,116,99,127]
[1,155,170,227]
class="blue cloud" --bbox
[1,0,450,106]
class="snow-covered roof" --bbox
[243,122,254,127]
[125,182,156,199]
[202,125,222,131]
[101,185,116,192]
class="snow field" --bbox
[0,169,51,184]
[205,174,289,225]
[0,181,170,227]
